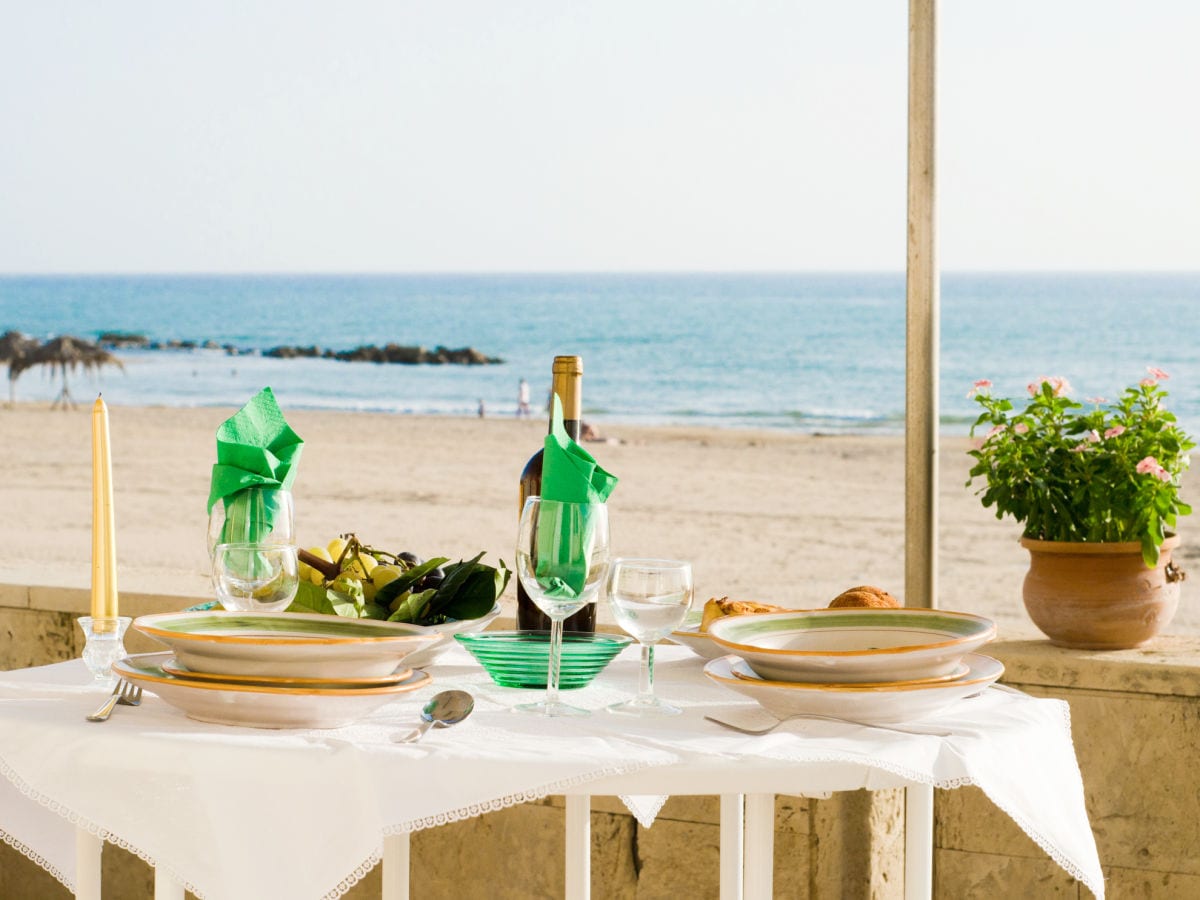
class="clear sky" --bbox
[1,1,1196,273]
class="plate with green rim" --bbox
[707,608,996,684]
[115,652,432,729]
[134,611,443,680]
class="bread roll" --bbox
[829,585,900,609]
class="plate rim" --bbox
[115,652,432,697]
[705,652,1004,694]
[159,655,414,688]
[134,611,434,647]
[707,608,996,658]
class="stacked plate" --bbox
[703,608,1001,724]
[118,611,444,728]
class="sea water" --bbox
[1,272,1197,434]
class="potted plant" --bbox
[967,368,1193,649]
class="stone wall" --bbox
[4,584,1199,898]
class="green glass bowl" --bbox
[455,631,632,689]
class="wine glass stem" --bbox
[546,615,564,708]
[638,643,656,703]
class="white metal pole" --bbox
[153,869,184,900]
[743,793,775,899]
[906,0,939,611]
[565,795,590,900]
[74,827,102,900]
[719,794,745,900]
[382,832,410,900]
[905,783,935,898]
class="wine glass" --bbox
[211,543,300,612]
[514,497,610,716]
[605,558,693,716]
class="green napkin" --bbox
[535,396,617,597]
[207,387,304,545]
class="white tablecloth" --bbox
[0,645,1104,900]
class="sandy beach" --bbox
[2,402,1196,639]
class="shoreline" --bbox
[1,402,1195,638]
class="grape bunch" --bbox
[299,535,444,605]
[294,533,508,625]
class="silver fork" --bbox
[704,712,951,738]
[86,681,143,722]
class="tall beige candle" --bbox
[91,396,119,623]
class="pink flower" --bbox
[1147,366,1170,381]
[967,379,993,398]
[1013,423,1030,435]
[984,424,1006,440]
[1069,442,1090,453]
[1087,430,1101,443]
[1104,425,1125,439]
[1028,376,1071,397]
[1140,378,1157,387]
[1086,397,1106,405]
[1136,456,1171,482]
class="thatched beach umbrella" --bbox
[1,330,41,406]
[9,335,124,409]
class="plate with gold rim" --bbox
[114,652,432,729]
[704,653,1004,724]
[160,656,414,688]
[133,611,442,679]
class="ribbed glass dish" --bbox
[455,631,631,689]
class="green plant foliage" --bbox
[966,370,1194,566]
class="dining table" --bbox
[0,641,1105,900]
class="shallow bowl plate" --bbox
[399,602,503,668]
[704,653,1004,724]
[134,611,443,680]
[668,624,729,661]
[160,656,414,688]
[707,608,995,683]
[115,652,431,729]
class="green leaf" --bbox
[387,588,437,623]
[288,580,360,618]
[373,557,450,608]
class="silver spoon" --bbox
[394,690,474,743]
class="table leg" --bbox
[565,795,590,900]
[743,793,774,899]
[719,794,744,900]
[74,827,102,900]
[153,868,184,900]
[904,783,934,899]
[382,832,410,900]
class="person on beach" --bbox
[478,398,486,419]
[517,379,531,418]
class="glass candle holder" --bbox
[78,616,133,686]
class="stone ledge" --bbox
[990,637,1200,698]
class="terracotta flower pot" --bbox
[1020,534,1186,650]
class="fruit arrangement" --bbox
[292,533,510,626]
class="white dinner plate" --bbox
[134,611,443,680]
[703,653,1004,724]
[160,656,414,688]
[707,608,996,683]
[114,652,431,729]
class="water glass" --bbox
[606,558,693,716]
[514,497,610,716]
[207,487,295,556]
[212,543,299,613]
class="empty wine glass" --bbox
[514,497,610,716]
[606,558,693,716]
[211,543,299,612]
